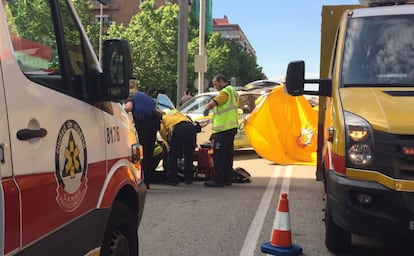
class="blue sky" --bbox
[212,0,360,81]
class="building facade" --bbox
[212,15,256,57]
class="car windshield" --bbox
[342,15,414,87]
[156,93,175,112]
[178,95,214,114]
[243,80,280,92]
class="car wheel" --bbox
[101,201,138,256]
[325,198,352,253]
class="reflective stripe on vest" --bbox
[212,85,238,133]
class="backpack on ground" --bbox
[231,167,251,183]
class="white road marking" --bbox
[239,165,282,256]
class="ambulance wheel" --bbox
[325,200,351,253]
[101,201,138,256]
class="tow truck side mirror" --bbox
[101,39,132,102]
[285,61,305,96]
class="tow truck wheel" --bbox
[101,201,138,256]
[325,199,351,252]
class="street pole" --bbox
[198,0,206,94]
[177,0,189,106]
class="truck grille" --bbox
[374,130,414,180]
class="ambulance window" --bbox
[57,0,88,98]
[5,1,61,86]
[5,0,90,99]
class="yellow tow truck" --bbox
[284,0,414,252]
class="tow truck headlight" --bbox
[348,126,369,141]
[348,144,373,165]
[345,112,375,168]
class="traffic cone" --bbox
[260,193,303,256]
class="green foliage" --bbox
[7,0,54,45]
[85,24,101,54]
[72,0,92,27]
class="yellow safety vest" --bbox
[159,109,192,141]
[212,85,239,134]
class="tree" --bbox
[72,0,92,27]
[205,32,266,89]
[6,0,54,45]
[106,1,182,99]
[101,1,266,100]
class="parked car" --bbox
[178,90,263,149]
[243,79,281,93]
[155,93,176,112]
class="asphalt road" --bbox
[139,150,412,256]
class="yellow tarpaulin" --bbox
[245,86,318,165]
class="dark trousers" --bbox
[212,128,237,184]
[167,122,196,182]
[133,113,160,188]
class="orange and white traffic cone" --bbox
[260,193,302,256]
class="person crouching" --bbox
[159,110,196,185]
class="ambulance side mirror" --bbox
[285,61,305,96]
[101,39,132,102]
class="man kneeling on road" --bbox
[159,109,196,185]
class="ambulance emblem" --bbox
[55,120,88,212]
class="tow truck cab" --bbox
[285,0,414,252]
[0,0,145,255]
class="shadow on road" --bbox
[233,148,261,160]
[334,235,413,256]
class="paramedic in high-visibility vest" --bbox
[203,74,239,187]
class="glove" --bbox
[203,109,209,116]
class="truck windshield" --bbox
[342,15,414,87]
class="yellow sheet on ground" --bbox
[245,86,317,165]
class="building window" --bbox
[95,14,111,25]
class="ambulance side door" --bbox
[0,34,12,255]
[2,0,107,255]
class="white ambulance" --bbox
[0,0,146,255]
